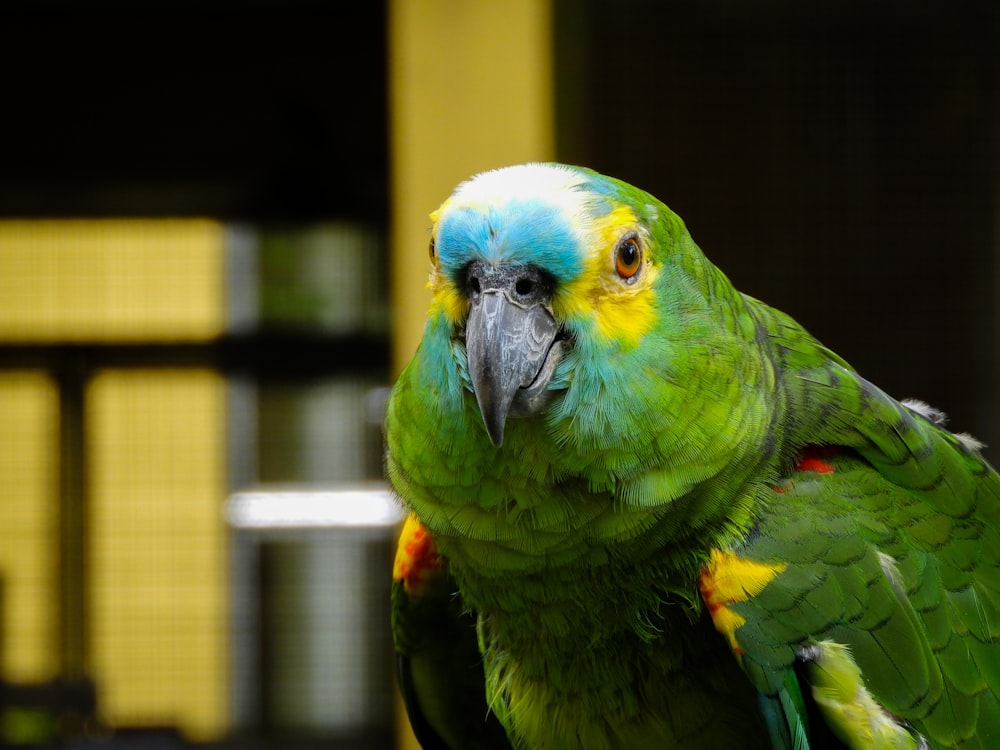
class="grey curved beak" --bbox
[465,290,560,447]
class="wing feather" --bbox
[714,439,1000,749]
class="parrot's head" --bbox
[424,163,693,448]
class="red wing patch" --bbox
[794,445,839,474]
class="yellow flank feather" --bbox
[393,513,443,597]
[699,549,787,654]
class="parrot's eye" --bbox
[614,235,642,282]
[428,236,437,263]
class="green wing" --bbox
[392,516,513,750]
[711,430,1000,749]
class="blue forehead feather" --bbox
[437,197,588,284]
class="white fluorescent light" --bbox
[226,484,405,530]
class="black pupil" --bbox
[621,241,637,267]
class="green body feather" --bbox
[386,163,1000,749]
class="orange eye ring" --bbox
[614,235,642,281]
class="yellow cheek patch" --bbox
[555,205,659,348]
[428,270,469,327]
[699,549,787,655]
[588,269,659,345]
[425,202,470,327]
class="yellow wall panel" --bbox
[87,370,228,739]
[0,372,59,681]
[0,220,226,341]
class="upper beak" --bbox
[464,263,561,447]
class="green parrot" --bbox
[386,163,1000,749]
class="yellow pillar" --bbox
[388,3,554,747]
[389,0,555,375]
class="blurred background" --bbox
[0,0,996,748]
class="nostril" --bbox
[463,261,553,304]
